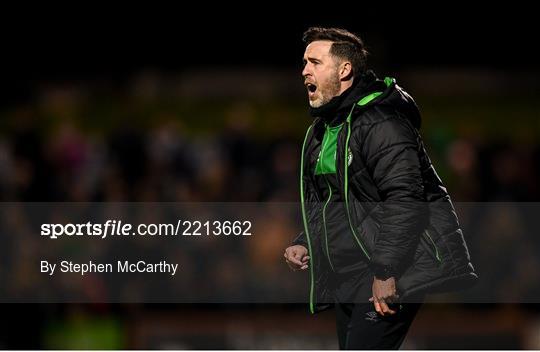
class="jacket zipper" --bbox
[343,106,371,260]
[317,124,336,272]
[322,175,335,272]
[424,230,442,263]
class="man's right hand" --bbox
[284,245,309,271]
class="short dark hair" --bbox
[303,27,368,76]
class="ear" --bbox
[339,61,353,80]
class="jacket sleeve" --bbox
[292,230,308,248]
[357,115,429,279]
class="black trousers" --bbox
[335,300,423,349]
[331,269,424,350]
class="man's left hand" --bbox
[369,277,399,316]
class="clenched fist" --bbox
[284,245,309,271]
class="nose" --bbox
[302,63,311,79]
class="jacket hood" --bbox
[357,73,422,130]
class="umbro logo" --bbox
[365,311,379,322]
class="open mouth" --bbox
[306,83,317,93]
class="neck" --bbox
[337,79,353,96]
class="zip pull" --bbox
[343,105,370,260]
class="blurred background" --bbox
[0,6,539,349]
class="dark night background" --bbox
[2,6,538,101]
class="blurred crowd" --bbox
[1,81,539,204]
[0,104,299,203]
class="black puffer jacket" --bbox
[293,72,478,314]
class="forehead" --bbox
[304,40,333,57]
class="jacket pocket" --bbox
[350,199,377,254]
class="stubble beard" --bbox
[309,70,342,108]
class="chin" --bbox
[309,99,323,108]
